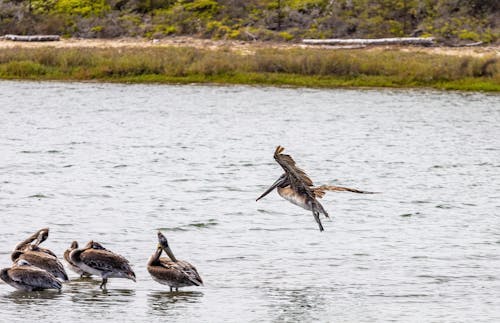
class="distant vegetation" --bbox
[0,46,498,91]
[0,0,498,43]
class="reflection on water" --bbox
[62,278,136,306]
[0,81,499,322]
[148,291,203,315]
[4,289,63,305]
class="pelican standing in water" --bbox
[11,230,68,281]
[0,260,62,291]
[69,241,136,289]
[147,232,203,291]
[256,146,375,231]
[64,241,92,278]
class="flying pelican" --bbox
[256,146,375,231]
[147,232,203,292]
[0,259,62,291]
[14,228,57,257]
[69,241,136,289]
[64,241,92,278]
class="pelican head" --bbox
[256,173,288,201]
[157,231,177,262]
[34,228,49,246]
[84,240,106,250]
[91,242,106,250]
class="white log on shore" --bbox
[302,37,435,46]
[3,34,60,42]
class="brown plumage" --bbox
[313,185,372,198]
[11,245,68,281]
[69,241,135,289]
[64,241,92,278]
[257,146,376,231]
[0,260,62,291]
[147,232,203,292]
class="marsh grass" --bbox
[0,46,498,91]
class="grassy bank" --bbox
[0,46,498,91]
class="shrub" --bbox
[55,0,110,17]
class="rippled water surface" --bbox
[0,81,499,322]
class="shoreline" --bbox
[1,37,499,56]
[0,38,498,92]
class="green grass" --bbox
[0,46,498,91]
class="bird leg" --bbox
[311,204,324,232]
[314,211,324,232]
[100,278,108,289]
[316,201,330,218]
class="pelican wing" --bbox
[274,146,317,201]
[80,249,133,273]
[17,251,68,280]
[157,258,203,286]
[37,247,57,258]
[313,185,376,198]
[274,146,314,186]
[176,260,203,286]
[9,267,62,290]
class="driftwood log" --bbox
[3,34,60,42]
[302,37,435,47]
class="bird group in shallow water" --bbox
[1,228,201,292]
[1,228,66,291]
[1,146,374,292]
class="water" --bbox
[0,81,499,322]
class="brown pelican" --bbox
[0,259,62,291]
[64,241,92,278]
[256,146,375,231]
[11,229,68,281]
[14,228,56,257]
[69,241,136,289]
[147,232,203,292]
[11,243,68,281]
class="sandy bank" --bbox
[0,37,499,57]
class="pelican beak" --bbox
[127,271,136,282]
[161,245,178,262]
[34,235,43,247]
[256,175,286,201]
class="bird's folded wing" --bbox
[81,250,131,272]
[177,261,203,285]
[9,267,61,289]
[158,259,203,286]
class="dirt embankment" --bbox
[0,36,499,58]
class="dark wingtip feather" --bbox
[53,279,63,290]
